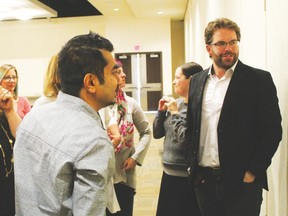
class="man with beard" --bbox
[185,18,282,216]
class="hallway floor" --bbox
[133,112,164,216]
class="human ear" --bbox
[83,73,97,93]
[206,44,211,52]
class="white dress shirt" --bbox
[198,63,237,167]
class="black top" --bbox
[0,115,15,216]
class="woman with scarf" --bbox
[106,61,151,216]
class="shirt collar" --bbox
[208,60,238,77]
[56,91,104,128]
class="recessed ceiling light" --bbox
[113,8,119,12]
[157,11,163,15]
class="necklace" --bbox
[0,125,14,177]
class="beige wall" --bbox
[0,16,173,98]
[171,21,185,99]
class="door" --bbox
[115,52,162,111]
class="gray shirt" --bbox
[14,92,115,216]
[153,98,189,176]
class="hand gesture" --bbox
[123,158,137,170]
[158,95,171,111]
[0,86,14,113]
[165,97,178,115]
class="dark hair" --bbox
[204,18,241,44]
[181,62,203,79]
[58,32,114,97]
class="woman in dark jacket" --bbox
[0,85,22,216]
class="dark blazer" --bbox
[186,60,282,198]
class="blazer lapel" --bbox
[190,69,209,113]
[219,61,249,122]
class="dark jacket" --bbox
[186,60,282,198]
[0,115,15,216]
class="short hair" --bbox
[0,64,19,98]
[204,18,241,45]
[180,62,203,79]
[58,32,114,97]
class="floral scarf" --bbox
[114,89,134,153]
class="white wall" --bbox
[185,0,287,215]
[0,16,172,97]
[265,1,288,215]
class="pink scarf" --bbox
[115,89,134,153]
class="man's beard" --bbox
[213,52,238,70]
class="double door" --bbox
[115,52,162,111]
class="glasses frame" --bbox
[210,39,239,48]
[2,75,19,82]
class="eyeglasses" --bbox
[2,75,18,82]
[210,40,239,48]
[112,68,125,76]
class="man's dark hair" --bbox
[58,32,114,97]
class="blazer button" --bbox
[187,167,191,175]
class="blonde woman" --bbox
[0,64,31,119]
[33,54,61,107]
[0,85,22,215]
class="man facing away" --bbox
[186,18,282,216]
[14,32,120,215]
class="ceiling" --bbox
[0,0,188,21]
[89,0,188,21]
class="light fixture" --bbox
[0,0,57,21]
